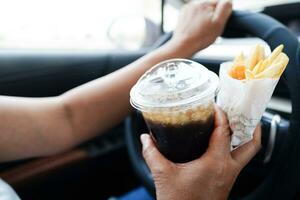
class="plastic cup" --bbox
[130,59,219,163]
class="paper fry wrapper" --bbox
[217,62,279,148]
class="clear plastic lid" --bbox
[130,59,219,111]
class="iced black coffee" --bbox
[130,59,219,163]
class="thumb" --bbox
[206,105,231,157]
[141,134,171,173]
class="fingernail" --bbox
[140,134,149,148]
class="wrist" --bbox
[166,36,207,57]
[157,39,200,59]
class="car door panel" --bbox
[0,50,144,96]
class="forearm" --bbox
[62,41,195,145]
[0,41,194,162]
[0,96,73,162]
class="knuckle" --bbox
[153,165,166,175]
[217,125,231,136]
[153,162,172,176]
[142,147,170,174]
[190,0,208,9]
[213,18,224,26]
[223,1,233,9]
[223,124,231,132]
[200,1,212,7]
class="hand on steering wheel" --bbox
[165,0,232,57]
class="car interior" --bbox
[0,0,299,199]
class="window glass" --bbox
[0,0,161,50]
[164,0,300,32]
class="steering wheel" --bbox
[125,10,300,199]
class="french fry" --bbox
[258,59,269,73]
[252,60,263,75]
[236,66,246,80]
[271,52,287,66]
[233,53,245,67]
[258,53,289,78]
[228,68,237,79]
[275,66,286,78]
[229,65,245,80]
[245,69,255,79]
[255,62,282,79]
[246,45,260,70]
[274,53,289,77]
[267,44,284,65]
[257,44,265,62]
[230,53,246,79]
[280,53,289,69]
[229,44,288,80]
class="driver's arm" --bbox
[0,0,232,162]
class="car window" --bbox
[0,0,161,50]
[233,0,300,10]
[165,0,300,32]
